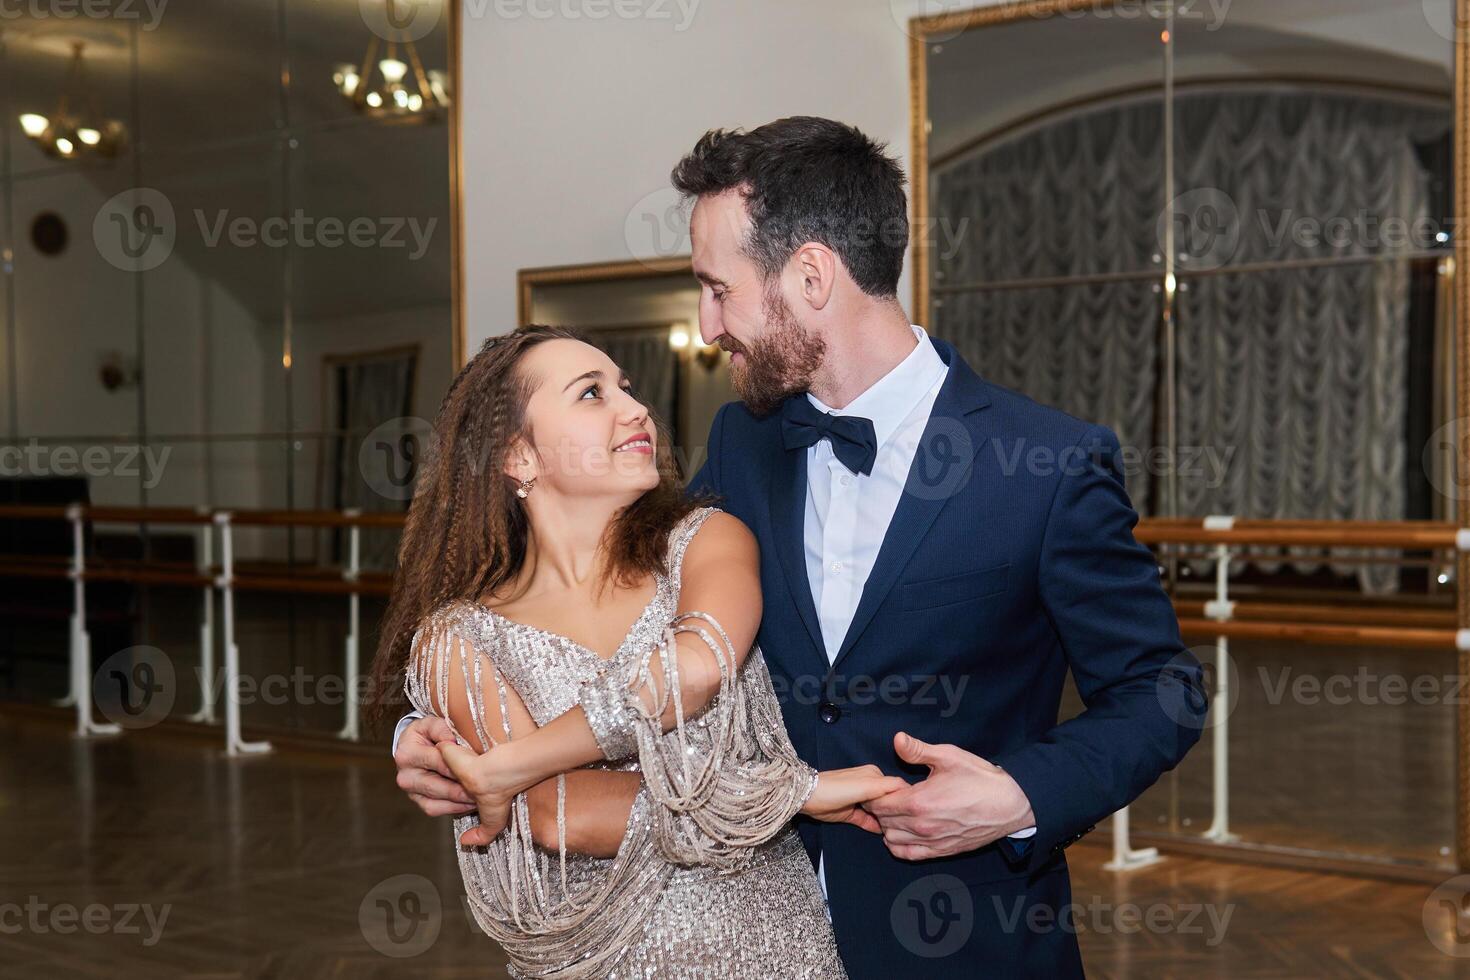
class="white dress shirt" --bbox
[802,325,948,666]
[803,326,1033,904]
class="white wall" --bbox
[456,0,1004,347]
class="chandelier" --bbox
[18,41,128,160]
[333,34,450,123]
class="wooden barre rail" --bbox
[0,504,1462,547]
[0,506,1464,643]
[1137,523,1459,549]
[1178,618,1458,650]
[1172,599,1457,629]
[0,504,404,528]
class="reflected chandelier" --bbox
[18,41,128,160]
[333,33,450,123]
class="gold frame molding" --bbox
[907,0,1470,874]
[449,0,466,370]
[515,257,694,328]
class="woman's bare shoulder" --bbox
[683,508,757,565]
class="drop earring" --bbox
[515,478,535,499]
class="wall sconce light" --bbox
[669,322,722,371]
[98,350,140,392]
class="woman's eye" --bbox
[579,384,600,400]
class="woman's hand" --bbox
[438,737,528,847]
[800,765,910,834]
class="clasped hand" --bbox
[863,732,1036,861]
[435,732,909,847]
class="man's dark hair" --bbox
[670,116,909,297]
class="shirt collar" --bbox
[806,325,947,450]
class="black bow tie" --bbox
[781,398,878,476]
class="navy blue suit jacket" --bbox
[687,336,1205,977]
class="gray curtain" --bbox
[326,353,416,570]
[932,87,1450,593]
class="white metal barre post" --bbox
[67,504,120,737]
[52,505,79,710]
[1103,804,1160,871]
[1202,536,1238,843]
[185,509,217,723]
[215,512,271,756]
[337,513,361,741]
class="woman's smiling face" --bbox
[509,338,660,501]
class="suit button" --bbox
[818,701,842,724]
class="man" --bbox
[393,116,1205,976]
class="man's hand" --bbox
[865,732,1035,861]
[393,716,476,817]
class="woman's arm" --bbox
[441,512,761,841]
[441,513,907,849]
[413,622,643,856]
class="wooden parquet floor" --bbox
[1,709,1467,979]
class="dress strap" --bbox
[666,506,719,595]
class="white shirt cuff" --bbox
[1008,826,1037,839]
[391,710,425,757]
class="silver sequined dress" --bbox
[406,507,847,979]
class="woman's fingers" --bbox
[866,776,911,800]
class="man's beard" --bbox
[722,283,826,418]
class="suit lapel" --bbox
[831,338,992,667]
[768,433,828,666]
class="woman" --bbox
[370,325,905,979]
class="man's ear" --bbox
[792,242,837,312]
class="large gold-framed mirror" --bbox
[0,0,464,733]
[909,0,1467,877]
